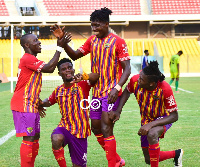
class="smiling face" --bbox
[58,62,75,83]
[91,21,109,38]
[24,34,41,55]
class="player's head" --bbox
[20,33,41,55]
[177,50,183,56]
[90,7,112,38]
[144,50,149,56]
[138,61,165,89]
[57,58,75,82]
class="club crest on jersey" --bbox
[105,43,110,49]
[153,95,160,101]
[72,87,78,95]
[27,127,33,133]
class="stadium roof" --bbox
[1,14,200,27]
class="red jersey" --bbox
[11,53,46,113]
[48,81,92,138]
[127,74,178,126]
[78,33,130,98]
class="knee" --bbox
[91,126,101,135]
[51,134,64,149]
[101,125,111,135]
[147,130,158,144]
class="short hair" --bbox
[20,33,32,48]
[57,58,73,71]
[144,50,148,53]
[143,61,165,83]
[90,7,112,22]
[178,50,183,55]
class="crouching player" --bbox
[40,58,99,167]
[109,61,183,167]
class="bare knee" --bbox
[51,134,64,150]
[147,130,159,144]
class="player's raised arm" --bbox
[41,32,71,73]
[71,72,99,85]
[50,24,84,61]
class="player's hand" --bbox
[50,24,65,39]
[57,32,72,48]
[38,106,46,118]
[108,88,119,104]
[138,123,152,136]
[70,73,83,83]
[108,110,121,123]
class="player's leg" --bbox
[175,76,179,92]
[169,72,175,85]
[101,96,124,167]
[31,112,41,166]
[51,127,67,167]
[12,110,38,167]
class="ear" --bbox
[149,82,155,87]
[24,43,29,48]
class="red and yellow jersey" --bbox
[48,81,92,138]
[11,53,45,113]
[79,33,130,98]
[127,74,178,126]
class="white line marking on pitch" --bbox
[0,130,16,146]
[171,86,194,93]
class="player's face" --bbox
[138,71,150,89]
[26,34,41,54]
[58,62,75,82]
[91,21,109,38]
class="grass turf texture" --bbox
[0,77,200,167]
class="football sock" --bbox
[95,134,121,163]
[20,140,33,167]
[104,135,117,167]
[31,139,39,166]
[149,143,160,167]
[175,81,179,91]
[169,79,173,85]
[159,150,175,161]
[53,147,67,167]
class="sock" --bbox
[95,134,121,163]
[53,147,67,167]
[149,143,160,167]
[31,139,39,166]
[169,79,173,85]
[104,135,117,167]
[159,150,175,162]
[20,140,33,167]
[175,80,179,91]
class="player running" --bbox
[10,33,71,167]
[40,58,99,167]
[109,61,183,167]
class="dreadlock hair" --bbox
[20,33,32,48]
[143,60,165,83]
[90,7,112,23]
[57,58,73,71]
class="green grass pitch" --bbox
[0,77,200,167]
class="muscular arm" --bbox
[41,98,51,107]
[177,63,179,75]
[88,73,100,85]
[118,60,131,87]
[63,44,84,61]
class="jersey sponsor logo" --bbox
[27,127,33,133]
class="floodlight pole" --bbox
[11,24,14,93]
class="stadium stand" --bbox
[43,0,141,16]
[0,0,9,16]
[151,0,200,15]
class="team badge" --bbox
[27,127,33,133]
[153,95,160,101]
[105,43,110,49]
[72,87,78,95]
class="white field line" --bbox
[171,86,194,93]
[0,130,16,146]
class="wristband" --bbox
[56,46,63,53]
[82,72,89,80]
[114,84,121,91]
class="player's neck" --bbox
[147,83,157,91]
[64,82,73,88]
[25,51,37,57]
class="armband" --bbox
[82,72,89,80]
[114,84,121,91]
[56,46,63,53]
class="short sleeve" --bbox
[25,56,46,72]
[176,56,180,64]
[78,36,93,56]
[162,82,178,112]
[127,74,139,93]
[48,90,57,105]
[78,80,92,93]
[116,38,130,62]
